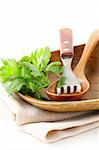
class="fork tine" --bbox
[70,85,74,93]
[63,85,67,93]
[57,87,61,95]
[76,84,81,92]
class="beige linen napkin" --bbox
[0,83,99,143]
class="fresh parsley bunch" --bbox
[0,47,63,99]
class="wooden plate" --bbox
[18,44,99,112]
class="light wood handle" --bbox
[60,28,74,58]
[74,30,99,74]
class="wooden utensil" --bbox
[18,43,99,112]
[46,30,99,100]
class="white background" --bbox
[0,0,99,149]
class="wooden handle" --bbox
[74,30,99,74]
[60,28,74,58]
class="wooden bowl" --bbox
[18,44,99,112]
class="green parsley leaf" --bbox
[45,61,63,76]
[4,78,25,95]
[0,59,19,83]
[57,76,66,88]
[0,47,64,99]
[30,47,51,71]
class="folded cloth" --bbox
[0,83,99,143]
